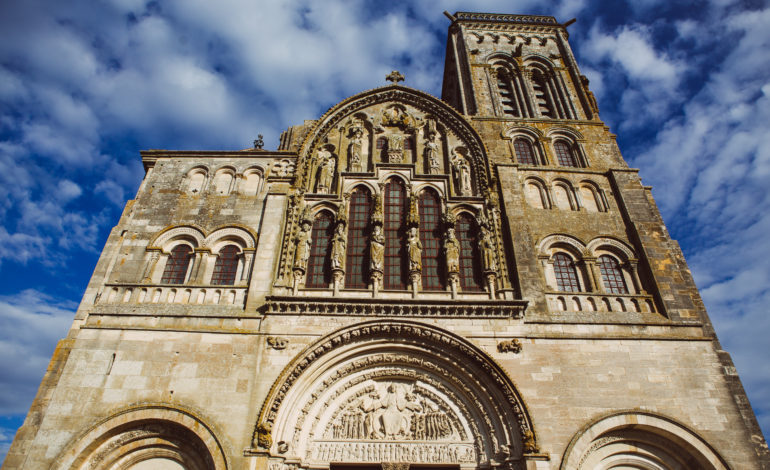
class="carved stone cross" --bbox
[386,70,405,83]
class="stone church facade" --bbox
[5,11,769,470]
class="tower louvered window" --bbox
[419,189,444,290]
[384,179,407,290]
[598,255,628,294]
[553,253,580,292]
[306,212,334,288]
[161,245,193,284]
[514,138,536,165]
[554,141,578,167]
[496,70,519,117]
[345,188,371,289]
[531,70,554,118]
[456,213,484,291]
[211,245,239,285]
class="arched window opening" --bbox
[456,213,484,291]
[514,138,536,165]
[531,70,554,118]
[306,212,335,288]
[345,188,372,288]
[161,245,193,284]
[419,190,445,291]
[496,70,519,117]
[598,255,628,294]
[554,141,578,167]
[211,245,240,285]
[384,179,408,290]
[553,252,580,292]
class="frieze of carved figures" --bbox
[312,442,476,464]
[315,147,336,193]
[497,339,522,354]
[451,149,473,196]
[267,337,289,350]
[381,105,416,129]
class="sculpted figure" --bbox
[451,152,472,196]
[443,227,460,274]
[348,128,364,172]
[479,226,497,272]
[330,223,347,271]
[407,227,422,272]
[316,149,336,193]
[425,135,440,174]
[293,221,312,271]
[370,224,385,272]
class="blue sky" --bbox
[1,0,769,459]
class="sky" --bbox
[0,0,769,459]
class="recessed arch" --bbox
[253,320,537,466]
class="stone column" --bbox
[141,249,161,283]
[191,249,211,284]
[581,257,601,292]
[626,258,645,294]
[240,249,255,285]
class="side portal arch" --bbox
[253,320,537,469]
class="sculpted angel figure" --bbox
[407,226,422,272]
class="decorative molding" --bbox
[264,296,527,318]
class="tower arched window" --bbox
[419,189,445,291]
[345,188,372,288]
[554,140,578,167]
[531,70,555,118]
[384,179,407,290]
[553,252,580,292]
[306,212,335,288]
[598,255,628,294]
[496,69,519,117]
[161,245,193,284]
[514,138,536,165]
[456,213,484,291]
[211,245,240,285]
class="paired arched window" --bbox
[598,255,628,294]
[211,245,240,285]
[345,188,372,288]
[552,252,580,292]
[383,179,408,290]
[306,212,335,288]
[161,245,193,284]
[514,138,536,165]
[554,140,578,167]
[456,213,484,291]
[419,189,444,290]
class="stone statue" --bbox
[370,224,385,272]
[479,226,497,272]
[348,127,364,172]
[425,135,440,174]
[443,227,460,274]
[316,149,336,193]
[387,134,404,163]
[330,223,347,271]
[407,227,422,272]
[451,151,472,196]
[293,221,312,271]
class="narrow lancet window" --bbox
[161,245,193,284]
[553,253,580,292]
[456,213,484,291]
[514,138,536,165]
[419,189,444,290]
[345,188,372,288]
[598,255,628,294]
[211,245,239,285]
[384,179,407,289]
[306,212,335,288]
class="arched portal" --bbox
[253,320,537,469]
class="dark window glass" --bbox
[404,137,413,150]
[345,188,372,288]
[598,255,628,294]
[211,245,240,285]
[419,189,445,291]
[514,138,536,165]
[306,212,335,288]
[161,245,193,284]
[553,253,580,292]
[554,141,578,167]
[376,137,387,149]
[456,213,483,291]
[384,179,407,289]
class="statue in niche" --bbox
[425,134,441,174]
[479,225,497,272]
[387,134,404,163]
[443,227,460,274]
[451,150,472,196]
[330,222,347,271]
[293,220,312,271]
[370,224,385,272]
[407,227,422,272]
[316,148,336,193]
[348,126,364,172]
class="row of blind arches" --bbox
[305,180,486,292]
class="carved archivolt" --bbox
[253,320,536,467]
